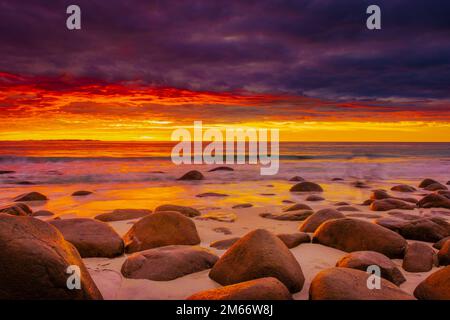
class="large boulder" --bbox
[13,192,48,202]
[209,229,305,293]
[187,277,292,300]
[417,193,450,209]
[121,245,218,281]
[438,241,450,266]
[312,218,407,258]
[283,203,312,212]
[433,236,450,250]
[336,251,406,286]
[419,178,439,188]
[424,183,448,191]
[277,233,310,248]
[414,266,450,300]
[402,242,436,272]
[154,204,200,217]
[123,211,200,253]
[298,208,345,233]
[290,181,323,192]
[50,218,124,258]
[370,199,415,211]
[259,210,313,221]
[309,267,414,300]
[95,209,151,222]
[0,204,29,216]
[177,170,204,181]
[391,185,416,192]
[0,214,102,299]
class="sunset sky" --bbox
[1,0,449,141]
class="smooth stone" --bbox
[121,245,218,281]
[95,209,152,222]
[154,204,200,217]
[414,266,450,300]
[424,183,448,191]
[370,199,415,211]
[419,178,439,188]
[336,206,360,212]
[32,210,54,217]
[71,190,93,196]
[13,192,48,202]
[232,203,253,209]
[283,203,312,212]
[309,267,414,300]
[187,277,292,300]
[123,211,200,253]
[290,181,323,192]
[352,181,370,188]
[306,195,324,201]
[289,176,305,182]
[276,233,310,248]
[402,242,436,272]
[433,236,450,249]
[210,237,240,250]
[391,184,416,192]
[417,193,450,209]
[196,192,229,197]
[298,208,345,233]
[438,241,450,266]
[334,201,350,206]
[177,170,204,181]
[0,204,29,216]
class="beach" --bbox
[0,141,449,300]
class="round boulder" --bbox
[177,170,204,181]
[299,208,345,233]
[276,233,311,248]
[438,241,450,266]
[154,204,200,217]
[290,181,323,192]
[13,192,48,202]
[414,266,450,300]
[95,209,151,222]
[402,242,436,272]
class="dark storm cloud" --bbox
[0,0,449,100]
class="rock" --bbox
[424,183,448,191]
[232,203,253,209]
[417,193,450,209]
[336,251,406,285]
[14,203,33,215]
[313,218,407,258]
[298,208,345,233]
[13,192,48,202]
[433,236,450,250]
[370,199,415,211]
[336,206,360,212]
[387,211,419,220]
[391,184,416,192]
[0,170,15,174]
[32,210,54,217]
[437,190,450,199]
[361,199,373,206]
[290,182,323,192]
[352,181,370,189]
[123,211,200,253]
[277,233,310,248]
[283,203,312,212]
[260,210,313,221]
[0,204,29,216]
[335,201,350,206]
[177,170,204,181]
[403,242,436,272]
[50,218,124,258]
[213,227,232,235]
[121,245,218,281]
[419,178,439,188]
[438,241,450,266]
[208,166,234,172]
[95,209,152,222]
[370,189,417,203]
[187,277,292,300]
[306,195,325,201]
[71,190,93,196]
[289,176,305,182]
[210,237,240,250]
[198,212,237,222]
[398,218,450,242]
[154,204,200,217]
[0,214,102,299]
[414,266,450,300]
[309,268,414,300]
[196,192,228,197]
[209,229,305,293]
[332,178,344,181]
[346,213,382,219]
[374,217,409,232]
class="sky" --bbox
[0,0,449,141]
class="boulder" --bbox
[433,236,450,250]
[0,214,102,299]
[260,210,313,221]
[402,242,436,272]
[414,266,450,300]
[289,176,305,182]
[123,211,200,253]
[232,203,253,209]
[298,208,345,233]
[177,170,204,180]
[335,201,350,206]
[290,182,323,192]
[50,218,124,258]
[208,166,234,172]
[71,190,93,196]
[417,193,450,209]
[210,237,240,250]
[424,183,448,191]
[14,203,33,215]
[352,181,370,189]
[391,185,416,192]
[370,190,417,204]
[121,245,219,281]
[13,192,48,202]
[196,192,228,198]
[95,209,152,222]
[32,210,54,217]
[332,178,344,181]
[370,199,415,211]
[373,217,409,232]
[387,211,419,220]
[419,178,439,188]
[438,241,450,266]
[309,267,414,300]
[312,218,407,258]
[398,218,450,242]
[0,204,29,216]
[306,195,325,201]
[209,229,305,293]
[336,251,406,285]
[283,203,312,212]
[336,206,360,212]
[187,277,292,300]
[277,233,311,248]
[154,204,200,217]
